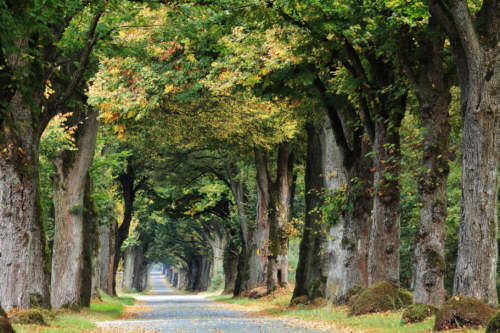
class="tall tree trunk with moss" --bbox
[50,108,98,309]
[399,19,452,306]
[0,100,50,309]
[367,97,405,287]
[427,0,499,305]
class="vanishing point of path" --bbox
[98,272,329,333]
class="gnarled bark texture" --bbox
[0,94,50,310]
[312,78,373,303]
[427,0,499,306]
[266,144,294,291]
[368,99,405,287]
[50,109,98,309]
[400,19,452,306]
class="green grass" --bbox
[209,294,485,333]
[12,290,135,333]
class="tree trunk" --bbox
[255,144,294,292]
[247,187,270,289]
[0,95,50,310]
[50,109,98,309]
[205,223,227,279]
[223,241,239,294]
[112,161,137,295]
[98,221,110,294]
[368,104,404,287]
[122,247,137,291]
[99,219,116,295]
[427,0,499,306]
[294,121,329,301]
[83,173,100,304]
[400,22,451,306]
[453,47,499,306]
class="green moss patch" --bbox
[434,296,497,331]
[345,285,365,306]
[401,303,438,323]
[486,311,500,333]
[350,281,413,316]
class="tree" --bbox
[0,1,105,309]
[426,0,499,305]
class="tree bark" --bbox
[312,79,374,303]
[122,246,138,291]
[399,20,452,306]
[0,94,50,310]
[223,239,239,294]
[427,0,499,305]
[293,121,329,301]
[267,144,294,291]
[367,99,404,287]
[99,218,116,295]
[112,159,138,295]
[50,108,98,309]
[83,173,100,304]
[247,186,270,289]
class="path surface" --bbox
[98,272,328,332]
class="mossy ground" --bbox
[210,287,483,333]
[209,286,488,333]
[402,303,439,323]
[434,296,497,331]
[350,281,413,316]
[11,291,134,333]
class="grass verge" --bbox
[209,290,485,333]
[11,291,135,333]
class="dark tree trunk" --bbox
[294,121,329,301]
[399,19,452,306]
[112,160,138,295]
[223,239,240,294]
[367,99,405,287]
[50,109,98,309]
[187,255,211,292]
[83,173,100,304]
[427,0,499,306]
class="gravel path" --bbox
[97,272,329,333]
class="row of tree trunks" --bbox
[50,108,99,309]
[186,255,212,292]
